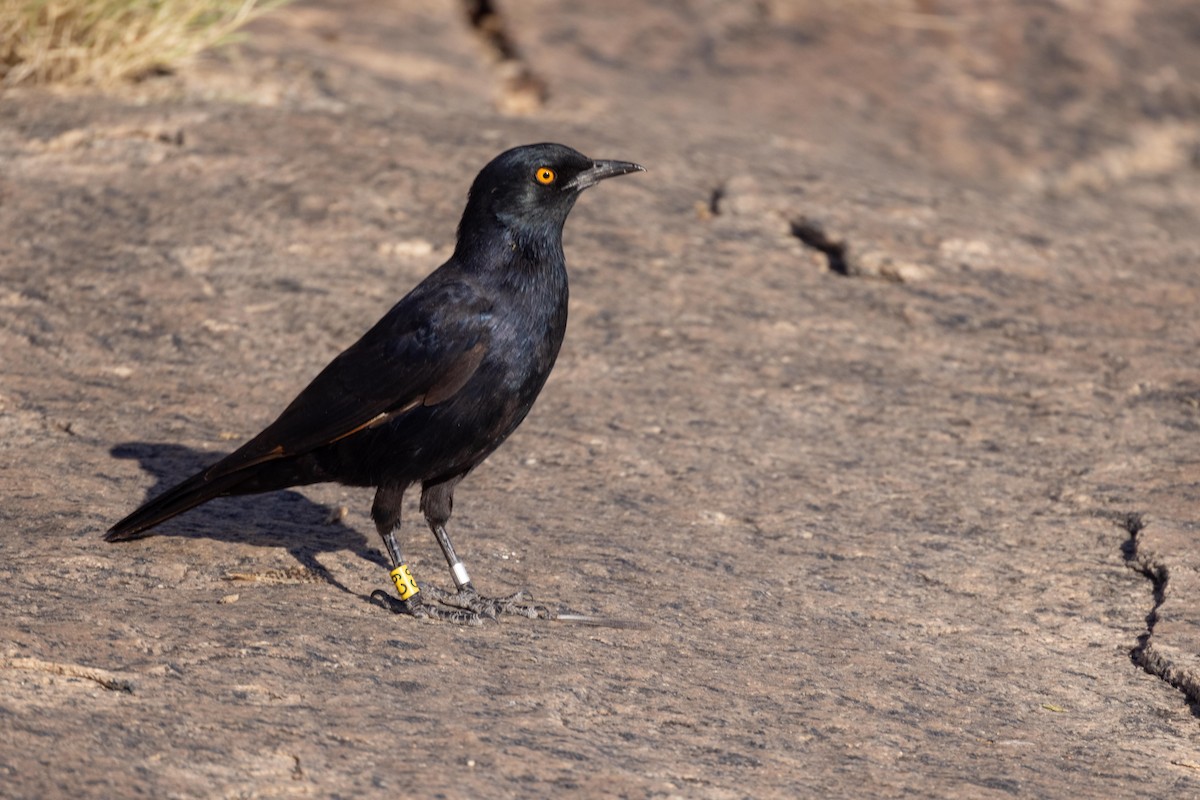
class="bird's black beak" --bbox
[566,160,645,191]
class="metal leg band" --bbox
[450,561,471,590]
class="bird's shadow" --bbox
[110,442,389,597]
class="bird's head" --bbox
[456,143,643,258]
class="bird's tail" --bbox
[104,469,246,542]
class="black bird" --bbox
[106,143,644,623]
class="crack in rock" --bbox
[790,217,851,275]
[704,180,928,281]
[0,656,135,693]
[461,0,547,115]
[1120,512,1200,710]
[707,183,725,218]
[789,216,928,282]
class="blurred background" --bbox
[6,0,1200,195]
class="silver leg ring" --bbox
[451,561,471,590]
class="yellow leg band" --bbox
[389,564,420,600]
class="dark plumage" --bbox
[106,143,644,623]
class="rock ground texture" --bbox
[2,1,1200,796]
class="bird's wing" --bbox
[202,279,492,481]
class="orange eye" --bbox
[535,167,556,185]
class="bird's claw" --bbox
[423,584,555,620]
[415,584,556,620]
[369,589,489,625]
[370,587,643,628]
[370,584,554,624]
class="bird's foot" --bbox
[369,590,489,625]
[422,584,556,620]
[370,586,648,628]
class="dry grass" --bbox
[0,0,284,88]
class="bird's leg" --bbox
[423,522,554,619]
[367,483,481,624]
[419,478,555,619]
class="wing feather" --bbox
[203,279,492,482]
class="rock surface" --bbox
[2,1,1200,796]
